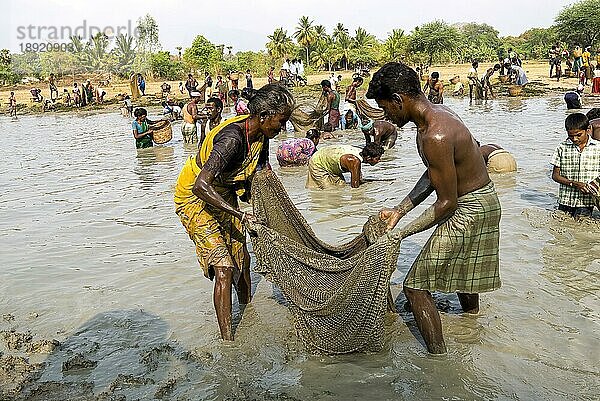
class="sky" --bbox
[2,0,572,54]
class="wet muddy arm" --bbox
[193,167,244,220]
[379,170,434,230]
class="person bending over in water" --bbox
[360,118,398,149]
[481,64,501,100]
[276,128,320,167]
[174,84,295,341]
[479,143,517,173]
[306,142,384,189]
[368,62,501,354]
[551,113,600,218]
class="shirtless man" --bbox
[481,64,501,100]
[366,62,501,354]
[423,72,444,104]
[181,91,203,144]
[199,97,223,144]
[360,118,398,148]
[345,76,363,112]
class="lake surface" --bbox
[0,95,598,400]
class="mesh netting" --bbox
[249,170,401,354]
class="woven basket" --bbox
[508,85,523,96]
[499,75,509,83]
[152,121,172,144]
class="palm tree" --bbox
[335,34,352,70]
[266,27,294,61]
[383,29,407,61]
[351,27,378,67]
[294,16,316,67]
[332,23,349,43]
[114,34,136,74]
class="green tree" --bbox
[519,28,557,59]
[0,49,21,85]
[455,23,501,63]
[150,51,184,79]
[266,27,294,62]
[294,16,316,66]
[383,29,409,62]
[332,23,349,43]
[183,35,218,73]
[350,27,378,67]
[136,14,161,53]
[410,21,460,66]
[113,34,136,76]
[554,0,600,48]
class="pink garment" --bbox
[235,99,249,115]
[276,138,316,167]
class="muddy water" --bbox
[0,96,598,400]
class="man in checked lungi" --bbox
[366,62,502,354]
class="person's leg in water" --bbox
[457,292,479,314]
[234,246,252,304]
[213,266,234,340]
[404,286,447,354]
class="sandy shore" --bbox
[1,61,596,117]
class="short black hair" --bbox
[366,62,421,100]
[134,108,147,117]
[207,97,223,111]
[431,72,439,79]
[565,113,589,131]
[362,142,385,158]
[353,76,363,84]
[321,79,332,88]
[228,89,239,98]
[305,128,320,140]
[586,108,600,121]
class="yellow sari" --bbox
[174,115,264,279]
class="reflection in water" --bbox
[502,97,527,112]
[134,145,175,189]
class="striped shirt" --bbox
[551,137,600,207]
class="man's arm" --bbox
[390,136,459,239]
[379,170,434,229]
[340,154,362,188]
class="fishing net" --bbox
[249,170,402,354]
[355,99,385,121]
[289,95,326,133]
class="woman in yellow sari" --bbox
[174,84,295,340]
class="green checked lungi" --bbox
[404,181,501,293]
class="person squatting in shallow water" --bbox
[551,113,600,218]
[367,62,502,354]
[174,84,295,341]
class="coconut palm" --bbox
[332,23,350,43]
[266,27,294,61]
[294,16,316,66]
[383,29,408,61]
[114,34,136,74]
[351,27,378,67]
